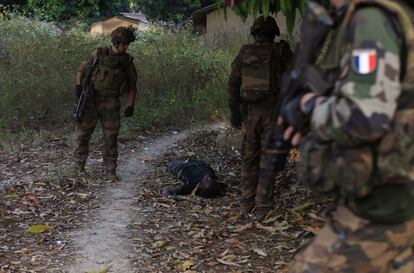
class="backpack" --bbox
[240,43,281,102]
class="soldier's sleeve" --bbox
[281,43,294,71]
[126,58,138,93]
[125,58,138,107]
[311,7,402,146]
[227,48,243,116]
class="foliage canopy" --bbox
[3,0,130,22]
[223,0,328,31]
[132,0,213,23]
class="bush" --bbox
[126,27,234,130]
[0,16,237,134]
[0,16,104,130]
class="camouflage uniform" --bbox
[289,0,414,271]
[75,46,137,174]
[227,16,292,215]
[291,207,414,273]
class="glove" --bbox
[281,96,309,131]
[75,84,82,99]
[231,114,242,129]
[124,106,134,118]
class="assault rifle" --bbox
[74,49,101,122]
[263,1,335,172]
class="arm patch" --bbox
[352,49,377,75]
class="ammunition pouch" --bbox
[92,47,131,97]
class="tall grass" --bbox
[0,16,241,135]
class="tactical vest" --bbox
[92,47,132,97]
[240,43,279,102]
[299,0,414,198]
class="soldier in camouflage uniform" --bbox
[74,27,138,180]
[227,16,292,221]
[281,0,414,271]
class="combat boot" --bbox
[254,207,272,223]
[237,202,254,220]
[75,161,86,175]
[104,169,119,182]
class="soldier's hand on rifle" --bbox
[278,93,326,146]
[281,97,306,130]
[231,114,242,130]
[278,116,303,147]
[75,84,82,99]
[124,106,134,118]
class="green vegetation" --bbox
[0,16,238,137]
[133,0,212,23]
[2,0,130,23]
[2,0,209,24]
[128,28,233,130]
[225,0,329,31]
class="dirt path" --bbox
[66,130,191,273]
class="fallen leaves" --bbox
[84,267,111,273]
[0,194,18,199]
[303,226,321,235]
[27,225,52,234]
[128,128,331,273]
[256,221,289,234]
[0,133,105,271]
[216,257,241,267]
[152,240,169,249]
[175,259,195,271]
[252,247,267,257]
[231,223,253,233]
[1,127,331,272]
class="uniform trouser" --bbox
[289,206,414,273]
[75,95,121,172]
[241,112,276,208]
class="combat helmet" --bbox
[111,26,136,45]
[250,16,280,37]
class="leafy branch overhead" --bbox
[221,0,308,32]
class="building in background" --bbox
[90,12,149,35]
[192,4,300,40]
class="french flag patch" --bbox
[352,49,377,74]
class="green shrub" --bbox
[126,27,234,130]
[0,16,237,134]
[0,16,103,130]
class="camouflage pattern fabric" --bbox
[311,6,402,145]
[289,206,414,273]
[228,40,292,117]
[78,47,137,97]
[292,1,414,272]
[240,113,276,208]
[300,2,414,198]
[228,39,292,210]
[92,47,135,96]
[75,95,120,172]
[75,47,137,173]
[240,44,272,100]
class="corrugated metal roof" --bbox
[92,12,149,25]
[119,12,149,24]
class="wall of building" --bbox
[90,16,144,35]
[206,8,253,40]
[205,7,300,41]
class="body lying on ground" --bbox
[161,160,224,199]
